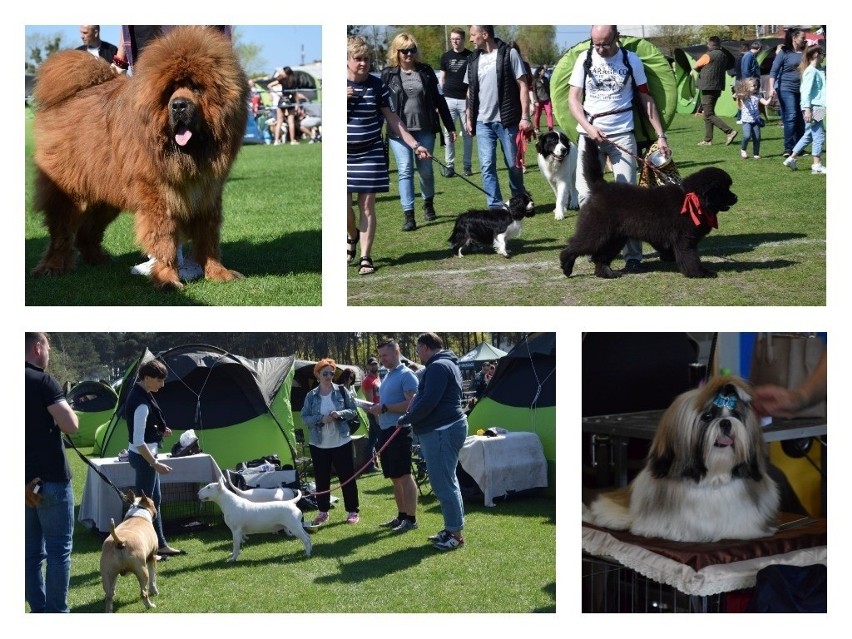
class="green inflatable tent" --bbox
[94,345,298,471]
[67,380,118,447]
[466,333,556,489]
[550,35,677,144]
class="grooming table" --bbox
[457,432,548,506]
[79,453,223,533]
[582,513,826,604]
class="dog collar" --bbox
[125,505,153,523]
[681,192,717,229]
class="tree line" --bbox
[45,332,527,386]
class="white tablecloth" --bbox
[457,432,548,506]
[79,453,222,533]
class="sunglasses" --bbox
[321,371,334,378]
[399,47,417,55]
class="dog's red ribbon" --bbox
[681,192,717,229]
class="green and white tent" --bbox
[94,345,297,471]
[466,333,556,489]
[67,381,118,447]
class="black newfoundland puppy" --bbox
[560,139,738,278]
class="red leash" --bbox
[308,424,405,497]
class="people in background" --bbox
[76,25,117,62]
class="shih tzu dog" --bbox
[583,376,779,542]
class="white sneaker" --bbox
[783,156,798,170]
[740,150,748,159]
[811,164,827,174]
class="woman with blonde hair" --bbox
[347,35,430,274]
[382,33,455,231]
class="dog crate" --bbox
[583,554,730,612]
[119,482,217,534]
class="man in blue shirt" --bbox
[367,338,419,532]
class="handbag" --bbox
[337,388,362,434]
[750,333,826,418]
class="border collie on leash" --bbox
[536,131,578,219]
[448,193,534,257]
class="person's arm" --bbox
[569,85,603,142]
[752,351,827,418]
[131,404,170,473]
[693,53,711,70]
[47,400,78,435]
[381,106,431,159]
[638,91,670,156]
[518,75,532,132]
[399,368,448,425]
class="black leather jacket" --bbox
[381,62,455,136]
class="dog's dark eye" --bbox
[701,411,714,421]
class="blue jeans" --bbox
[793,119,825,157]
[128,449,167,548]
[475,120,524,208]
[443,97,472,170]
[418,418,467,532]
[25,480,74,612]
[389,130,435,212]
[778,90,805,153]
[741,122,762,156]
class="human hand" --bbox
[657,138,672,158]
[519,118,532,133]
[803,108,812,123]
[752,385,804,419]
[26,478,42,508]
[154,461,172,474]
[414,145,431,160]
[163,427,172,437]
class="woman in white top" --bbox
[300,358,361,525]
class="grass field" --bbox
[55,447,556,613]
[347,112,826,306]
[24,110,322,306]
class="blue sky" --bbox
[24,25,321,75]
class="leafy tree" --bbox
[232,26,266,75]
[25,33,64,74]
[514,25,560,67]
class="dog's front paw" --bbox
[554,210,565,221]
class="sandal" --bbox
[347,230,360,264]
[358,256,375,275]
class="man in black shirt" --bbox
[440,28,473,177]
[76,25,118,63]
[25,332,79,613]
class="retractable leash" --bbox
[63,435,133,505]
[308,423,406,498]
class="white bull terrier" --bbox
[198,477,312,560]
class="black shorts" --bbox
[377,426,412,479]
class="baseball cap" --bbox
[367,357,378,365]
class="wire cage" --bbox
[119,482,217,534]
[582,554,729,613]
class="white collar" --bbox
[125,504,154,523]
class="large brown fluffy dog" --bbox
[31,26,249,289]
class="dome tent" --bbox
[466,333,556,489]
[94,344,297,471]
[67,380,119,447]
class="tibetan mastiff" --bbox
[560,138,737,279]
[31,26,249,289]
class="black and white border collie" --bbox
[536,131,578,220]
[448,193,533,257]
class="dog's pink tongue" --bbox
[716,435,734,446]
[175,125,192,147]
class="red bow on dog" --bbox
[681,192,717,229]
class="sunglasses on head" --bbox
[399,47,417,55]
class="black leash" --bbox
[63,435,133,505]
[429,155,492,198]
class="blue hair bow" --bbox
[713,393,737,410]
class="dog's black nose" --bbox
[719,419,731,434]
[171,98,189,115]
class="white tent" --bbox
[458,342,508,371]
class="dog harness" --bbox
[681,192,717,229]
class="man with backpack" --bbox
[568,25,670,274]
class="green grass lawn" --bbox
[57,447,556,613]
[347,112,826,306]
[24,110,321,306]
